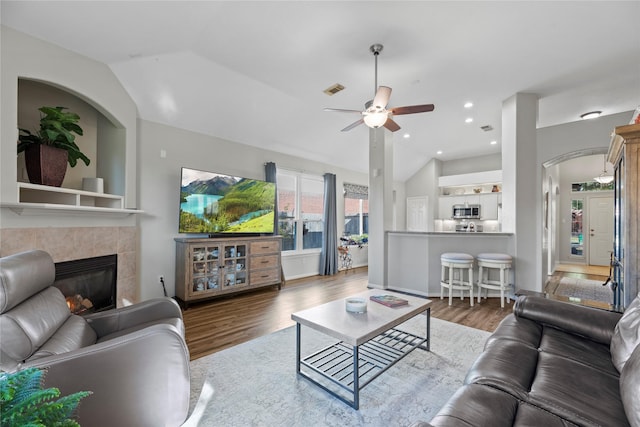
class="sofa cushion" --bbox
[429,384,581,427]
[539,326,618,375]
[465,339,540,401]
[484,314,542,349]
[527,351,627,427]
[0,250,56,313]
[29,315,97,361]
[0,287,70,362]
[611,295,640,373]
[96,317,184,343]
[621,344,640,427]
[515,295,621,345]
[467,313,628,427]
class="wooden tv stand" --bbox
[174,235,282,308]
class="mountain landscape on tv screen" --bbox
[179,173,275,234]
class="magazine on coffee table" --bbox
[370,294,409,307]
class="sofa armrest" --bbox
[24,322,190,427]
[85,297,183,338]
[514,295,622,345]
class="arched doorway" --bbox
[542,148,613,283]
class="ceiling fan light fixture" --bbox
[363,110,388,128]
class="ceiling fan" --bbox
[325,44,435,132]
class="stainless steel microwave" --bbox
[452,204,481,219]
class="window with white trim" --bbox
[344,183,369,237]
[277,169,324,252]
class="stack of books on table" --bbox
[370,294,409,307]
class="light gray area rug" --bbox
[554,277,612,303]
[184,316,491,427]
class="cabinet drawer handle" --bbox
[261,274,269,278]
[261,260,269,263]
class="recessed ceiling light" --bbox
[437,150,443,155]
[464,102,473,108]
[490,140,497,145]
[465,118,473,123]
[403,133,410,139]
[580,111,602,120]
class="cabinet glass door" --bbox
[191,245,221,294]
[223,244,247,288]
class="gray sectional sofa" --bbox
[414,295,640,427]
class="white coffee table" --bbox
[291,289,432,409]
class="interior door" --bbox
[588,196,614,266]
[406,196,428,232]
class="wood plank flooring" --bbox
[183,265,612,361]
[182,267,510,360]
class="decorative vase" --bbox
[24,144,68,187]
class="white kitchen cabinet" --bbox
[480,193,499,220]
[438,196,466,219]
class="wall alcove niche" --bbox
[12,79,138,215]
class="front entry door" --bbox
[588,196,614,266]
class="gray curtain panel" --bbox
[265,162,278,235]
[320,173,338,275]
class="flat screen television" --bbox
[179,167,276,235]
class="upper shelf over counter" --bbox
[438,170,502,187]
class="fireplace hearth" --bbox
[54,254,117,315]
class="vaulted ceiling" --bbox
[2,1,639,181]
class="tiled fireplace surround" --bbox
[0,227,138,306]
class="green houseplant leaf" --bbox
[0,367,91,427]
[17,106,90,167]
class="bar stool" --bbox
[476,253,513,308]
[440,253,474,306]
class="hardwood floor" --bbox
[544,264,610,294]
[182,267,510,360]
[182,264,612,361]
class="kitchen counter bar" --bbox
[385,231,515,297]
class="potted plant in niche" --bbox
[17,106,90,187]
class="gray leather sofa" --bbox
[413,295,640,427]
[0,250,191,427]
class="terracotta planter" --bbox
[24,144,68,187]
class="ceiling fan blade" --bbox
[383,118,401,132]
[341,119,364,132]
[390,104,435,115]
[324,108,362,114]
[372,86,392,109]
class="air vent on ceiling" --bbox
[480,125,494,132]
[323,83,345,96]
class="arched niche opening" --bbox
[17,78,127,197]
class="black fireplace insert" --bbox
[53,254,117,315]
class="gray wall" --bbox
[137,119,372,300]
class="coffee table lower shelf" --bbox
[296,316,430,409]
